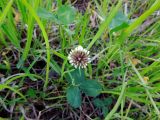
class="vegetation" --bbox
[0,0,160,119]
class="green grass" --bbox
[0,0,160,119]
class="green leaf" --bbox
[103,97,113,106]
[93,98,105,108]
[56,5,76,25]
[110,22,129,33]
[93,97,112,108]
[102,107,109,116]
[66,68,85,85]
[26,88,36,98]
[37,7,57,21]
[66,86,82,108]
[37,5,77,25]
[93,98,112,116]
[109,11,130,31]
[80,80,102,97]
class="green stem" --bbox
[0,84,26,100]
[130,59,160,118]
[118,0,160,44]
[4,73,43,85]
[21,0,51,91]
[105,82,127,120]
[87,0,123,50]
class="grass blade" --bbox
[118,0,160,44]
[0,0,13,26]
[21,0,51,90]
[87,0,123,50]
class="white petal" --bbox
[77,45,83,50]
[87,51,90,54]
[68,56,71,59]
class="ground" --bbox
[0,0,160,120]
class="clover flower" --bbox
[68,46,90,68]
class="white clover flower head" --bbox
[68,45,90,68]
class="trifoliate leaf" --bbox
[37,7,57,21]
[103,97,113,106]
[109,11,130,32]
[56,5,76,25]
[102,107,109,116]
[66,86,82,108]
[93,98,105,108]
[80,79,102,97]
[66,68,85,85]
